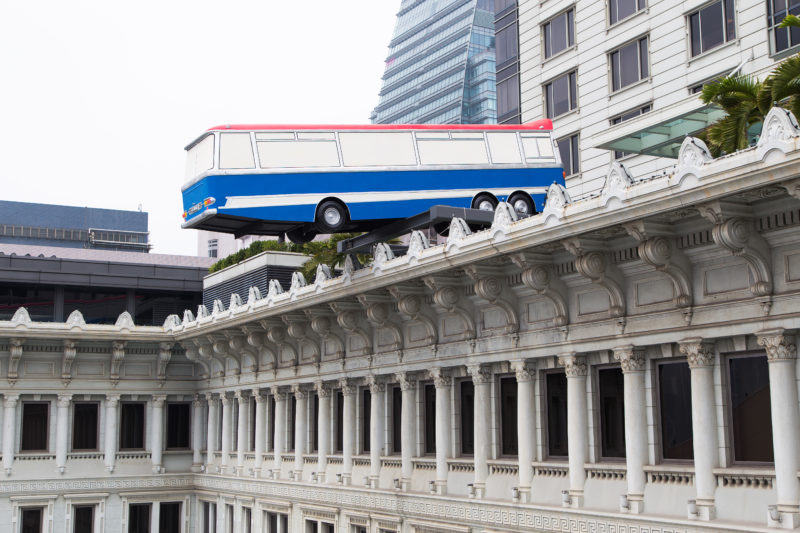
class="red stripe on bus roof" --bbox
[207,119,553,132]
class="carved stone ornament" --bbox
[183,309,196,324]
[106,394,120,408]
[271,387,288,401]
[157,342,173,380]
[373,242,395,266]
[193,394,205,408]
[4,394,19,408]
[558,354,588,377]
[66,309,86,328]
[229,293,243,310]
[565,240,625,317]
[429,367,452,388]
[343,255,358,278]
[395,371,415,391]
[163,314,181,330]
[152,394,167,408]
[407,230,430,259]
[613,346,646,373]
[757,106,800,148]
[467,363,492,384]
[510,359,535,382]
[212,299,225,316]
[110,340,126,382]
[247,285,262,305]
[10,307,32,326]
[315,264,332,285]
[365,374,386,394]
[448,217,472,242]
[236,389,251,403]
[314,380,331,398]
[196,305,209,319]
[678,339,715,368]
[7,338,24,383]
[492,201,518,230]
[600,162,633,205]
[291,271,307,291]
[57,394,73,408]
[339,378,357,395]
[115,311,135,329]
[543,182,571,213]
[757,331,797,361]
[676,136,712,170]
[268,279,284,298]
[62,339,77,383]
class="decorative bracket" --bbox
[387,285,438,346]
[509,252,568,327]
[110,340,126,386]
[357,293,403,352]
[225,331,259,373]
[304,308,345,360]
[463,264,518,334]
[329,301,372,356]
[422,274,476,340]
[7,338,24,385]
[282,313,321,363]
[157,342,173,383]
[208,334,241,376]
[563,238,626,318]
[62,340,77,385]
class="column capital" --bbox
[678,338,715,368]
[365,374,386,394]
[192,394,205,408]
[613,346,646,373]
[105,394,120,407]
[314,380,331,398]
[291,384,308,399]
[757,329,797,361]
[429,367,452,388]
[204,392,216,402]
[510,359,536,382]
[395,371,416,391]
[151,394,167,407]
[558,353,587,377]
[271,386,288,401]
[339,378,357,395]
[57,394,73,408]
[3,394,19,408]
[466,363,492,384]
[235,389,250,403]
[220,394,233,407]
[253,390,267,403]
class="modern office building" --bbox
[371,0,497,124]
[506,0,795,199]
[0,201,151,253]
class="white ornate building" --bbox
[2,107,800,532]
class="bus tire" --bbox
[287,227,318,244]
[472,193,497,211]
[508,192,536,217]
[316,200,348,233]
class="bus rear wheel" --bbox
[315,200,348,233]
[472,193,497,211]
[287,227,318,244]
[508,192,535,217]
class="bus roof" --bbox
[206,119,553,132]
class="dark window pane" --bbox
[362,389,371,453]
[120,403,145,450]
[570,135,580,173]
[610,0,640,24]
[659,362,694,460]
[128,503,150,533]
[424,384,436,454]
[392,387,402,454]
[544,23,551,58]
[599,367,626,458]
[289,396,296,451]
[74,506,94,533]
[335,391,343,453]
[546,372,568,457]
[569,72,577,109]
[725,0,736,39]
[269,396,276,451]
[312,394,319,453]
[729,356,774,462]
[496,22,519,65]
[460,381,474,455]
[250,398,256,451]
[21,403,48,451]
[166,403,191,449]
[21,508,42,533]
[558,137,572,176]
[567,10,574,46]
[547,11,569,57]
[639,38,649,78]
[0,284,54,322]
[700,2,724,52]
[619,41,639,88]
[73,403,99,450]
[160,502,181,533]
[500,377,518,456]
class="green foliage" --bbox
[208,239,304,273]
[779,14,800,29]
[700,74,764,155]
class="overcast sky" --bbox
[0,0,398,255]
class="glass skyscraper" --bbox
[372,0,496,124]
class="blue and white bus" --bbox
[181,120,564,243]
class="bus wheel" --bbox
[472,193,497,211]
[316,200,348,233]
[508,192,535,217]
[287,227,318,244]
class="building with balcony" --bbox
[371,0,497,124]
[2,108,800,531]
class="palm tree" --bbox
[700,74,765,155]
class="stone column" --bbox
[104,394,119,472]
[759,331,800,528]
[679,339,718,521]
[2,394,17,474]
[614,346,647,513]
[430,368,452,494]
[396,372,416,491]
[292,384,308,481]
[205,394,218,471]
[340,378,356,485]
[253,390,266,475]
[151,394,166,474]
[467,364,491,498]
[191,395,204,472]
[367,375,385,488]
[150,501,160,533]
[272,387,286,478]
[315,381,331,483]
[236,390,249,475]
[511,360,535,503]
[558,353,587,508]
[55,394,72,474]
[220,394,232,473]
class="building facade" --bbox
[509,0,798,199]
[2,110,800,531]
[372,0,497,124]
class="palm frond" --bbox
[779,14,800,28]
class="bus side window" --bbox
[258,140,339,168]
[487,133,522,164]
[219,133,255,169]
[185,134,215,181]
[520,135,556,161]
[417,137,488,165]
[339,132,416,167]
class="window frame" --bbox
[687,0,737,58]
[594,363,627,462]
[119,401,146,451]
[608,0,647,27]
[768,0,800,56]
[71,401,100,452]
[654,358,695,463]
[20,401,50,453]
[543,369,569,460]
[165,401,192,451]
[541,7,576,61]
[608,35,650,93]
[725,352,775,466]
[458,379,474,457]
[556,133,580,177]
[497,375,519,457]
[544,70,578,119]
[422,382,437,456]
